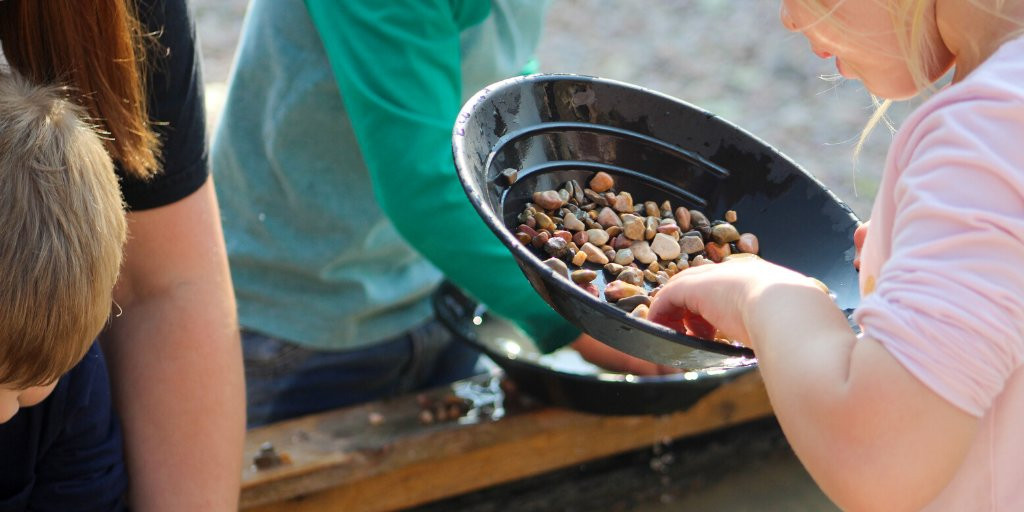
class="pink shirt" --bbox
[854,37,1024,510]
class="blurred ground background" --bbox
[194,0,911,220]
[191,1,881,510]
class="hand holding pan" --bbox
[451,74,861,370]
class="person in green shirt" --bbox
[213,0,672,427]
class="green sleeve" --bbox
[304,0,579,352]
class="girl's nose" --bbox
[779,3,798,32]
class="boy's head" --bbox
[0,72,126,419]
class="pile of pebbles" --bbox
[512,171,759,320]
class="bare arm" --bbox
[649,259,977,511]
[100,178,245,511]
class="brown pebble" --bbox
[656,271,670,286]
[499,168,518,185]
[616,294,651,311]
[553,230,573,243]
[612,234,633,250]
[617,267,644,286]
[532,190,564,211]
[643,269,658,283]
[613,192,634,213]
[544,237,568,257]
[630,241,657,264]
[690,255,711,266]
[705,241,732,263]
[605,225,623,237]
[737,233,759,254]
[582,229,607,247]
[622,214,645,240]
[582,283,600,297]
[656,224,681,239]
[531,231,550,249]
[614,248,635,265]
[585,189,608,207]
[604,280,645,302]
[571,269,598,284]
[603,262,625,275]
[689,210,710,230]
[631,304,650,319]
[724,209,738,223]
[568,179,585,204]
[581,242,610,265]
[572,250,588,267]
[644,201,660,217]
[589,171,615,193]
[572,231,589,247]
[674,207,691,231]
[542,257,569,277]
[597,207,622,229]
[651,233,682,261]
[515,232,532,245]
[563,214,586,232]
[446,403,463,420]
[419,409,435,425]
[534,212,556,231]
[679,235,705,255]
[710,223,741,244]
[517,224,538,238]
[368,412,385,426]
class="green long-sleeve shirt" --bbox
[212,0,577,352]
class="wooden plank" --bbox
[240,371,771,512]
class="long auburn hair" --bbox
[0,0,161,179]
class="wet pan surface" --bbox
[452,74,860,370]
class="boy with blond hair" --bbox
[0,72,129,510]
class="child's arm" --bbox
[649,259,977,512]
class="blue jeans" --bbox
[243,318,483,428]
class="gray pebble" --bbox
[586,228,610,246]
[630,240,656,264]
[542,257,568,277]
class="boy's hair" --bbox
[0,0,162,179]
[0,73,127,388]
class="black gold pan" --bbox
[451,73,861,371]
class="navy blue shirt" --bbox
[0,343,126,511]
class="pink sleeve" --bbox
[855,95,1024,417]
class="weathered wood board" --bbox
[241,370,771,511]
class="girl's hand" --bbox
[853,220,870,270]
[648,258,823,347]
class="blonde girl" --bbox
[650,1,1024,510]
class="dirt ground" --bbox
[193,0,906,219]
[191,2,867,510]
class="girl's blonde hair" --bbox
[791,0,1024,152]
[0,0,161,179]
[0,73,127,388]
